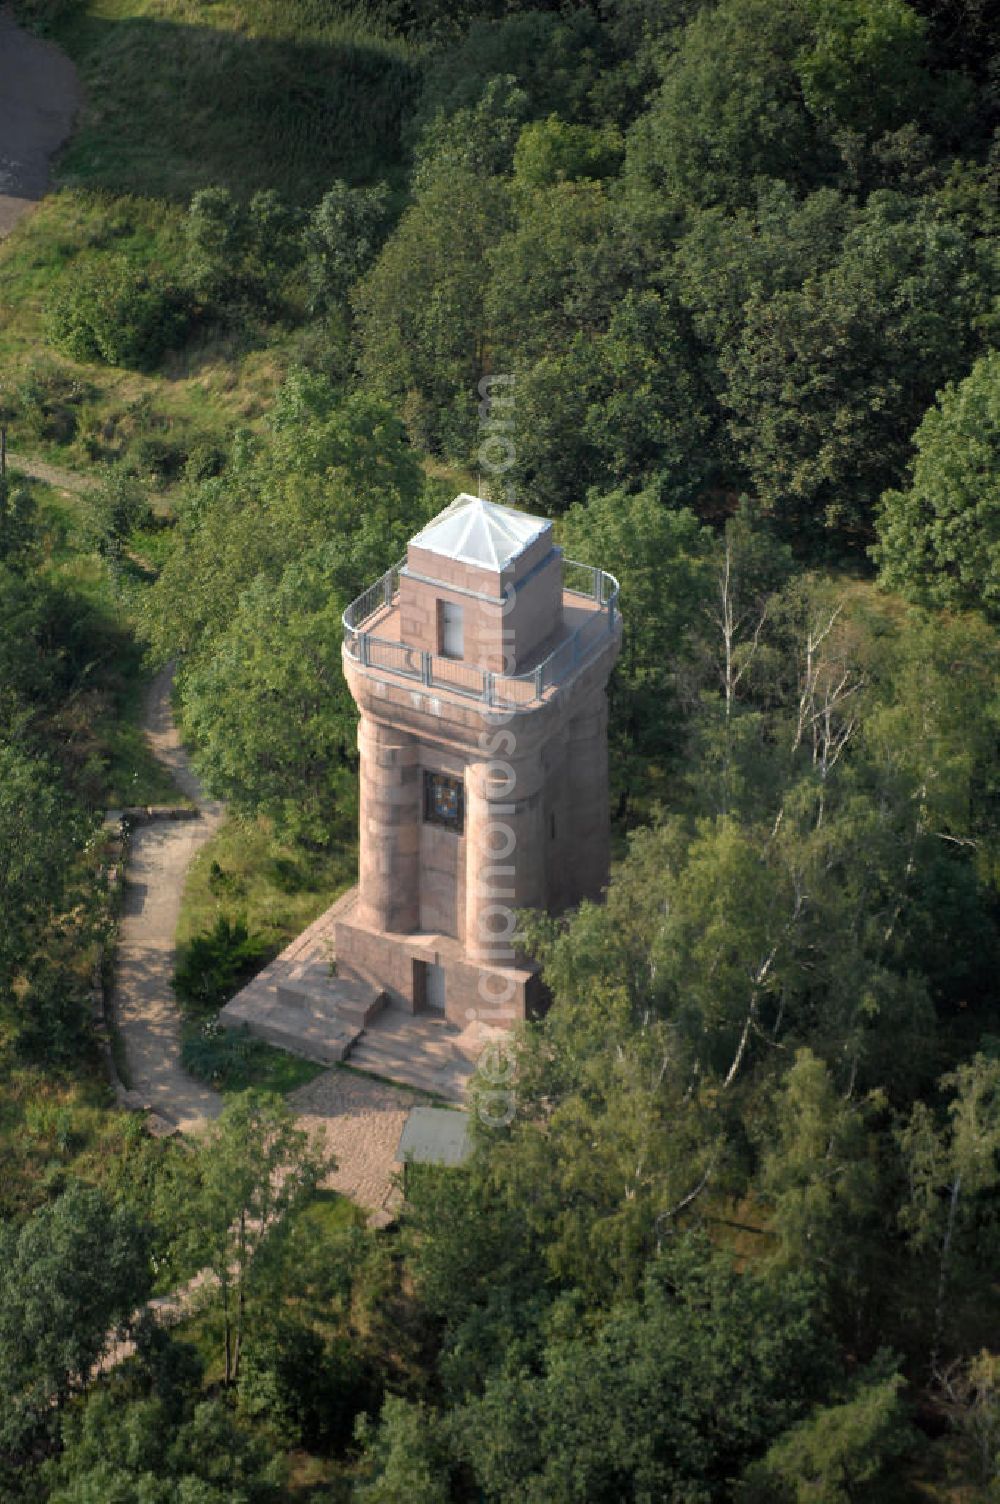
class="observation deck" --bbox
[343,553,620,713]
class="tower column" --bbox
[566,689,611,905]
[464,749,546,967]
[357,715,420,934]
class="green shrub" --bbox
[181,1020,262,1088]
[184,187,246,305]
[184,186,302,313]
[182,439,227,485]
[85,466,154,566]
[512,116,624,188]
[243,189,304,300]
[14,957,96,1069]
[2,363,93,446]
[180,1020,320,1093]
[45,255,192,370]
[0,485,41,566]
[207,859,247,900]
[238,1321,378,1453]
[126,434,189,486]
[172,915,270,1013]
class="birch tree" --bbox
[167,1092,331,1386]
[897,1054,1000,1374]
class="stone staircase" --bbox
[277,962,385,1027]
[345,1005,476,1103]
[220,960,385,1067]
[217,892,511,1102]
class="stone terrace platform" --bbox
[219,889,485,1103]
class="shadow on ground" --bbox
[52,10,420,202]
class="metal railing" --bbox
[344,559,404,633]
[342,554,619,711]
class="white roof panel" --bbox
[410,493,550,572]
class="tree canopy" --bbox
[874,349,1000,616]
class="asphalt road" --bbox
[0,7,80,238]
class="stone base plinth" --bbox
[334,888,542,1030]
[219,992,361,1065]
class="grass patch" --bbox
[102,890,132,1094]
[102,662,187,807]
[3,477,185,807]
[0,1059,107,1217]
[0,194,287,480]
[181,1021,324,1094]
[176,814,355,958]
[47,0,421,202]
[173,816,355,1082]
[0,1025,184,1222]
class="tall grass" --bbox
[51,1,423,201]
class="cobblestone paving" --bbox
[288,1068,419,1220]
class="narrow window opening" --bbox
[438,599,464,659]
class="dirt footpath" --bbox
[7,448,99,493]
[113,667,225,1134]
[0,7,81,238]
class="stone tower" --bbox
[333,493,621,1028]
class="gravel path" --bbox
[113,666,225,1133]
[0,7,80,238]
[7,449,99,494]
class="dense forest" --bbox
[1,0,1000,1497]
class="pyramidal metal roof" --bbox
[410,493,550,571]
